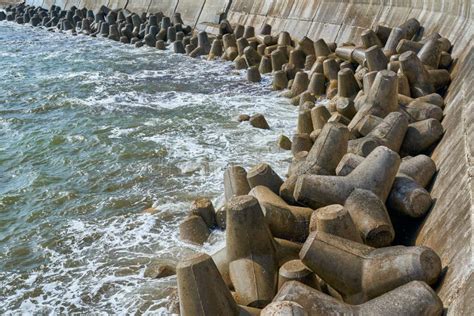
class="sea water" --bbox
[0,21,297,314]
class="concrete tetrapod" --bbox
[347,112,409,157]
[189,197,216,228]
[282,72,309,98]
[300,231,442,304]
[297,109,314,134]
[310,56,326,76]
[384,27,406,56]
[250,186,313,242]
[291,134,312,156]
[307,73,326,97]
[261,301,308,316]
[398,154,437,188]
[247,66,262,82]
[280,122,349,204]
[418,38,442,69]
[387,155,437,218]
[387,175,433,218]
[345,189,395,247]
[402,99,444,122]
[177,253,240,316]
[335,68,360,119]
[178,215,210,245]
[294,146,400,209]
[226,195,278,308]
[247,163,283,195]
[250,114,270,130]
[401,118,444,155]
[348,70,399,132]
[273,280,443,315]
[335,153,365,176]
[224,165,251,201]
[278,259,320,291]
[365,45,388,72]
[399,51,435,97]
[273,70,288,90]
[310,204,363,243]
[212,237,303,291]
[353,114,383,136]
[337,68,359,98]
[310,105,331,131]
[361,29,383,48]
[335,153,436,219]
[305,55,316,71]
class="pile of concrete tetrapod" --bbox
[176,15,452,316]
[2,3,454,315]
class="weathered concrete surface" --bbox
[174,0,206,27]
[147,0,178,17]
[224,3,473,312]
[196,0,231,28]
[19,0,474,314]
[0,0,22,6]
[27,0,44,7]
[41,0,55,9]
[65,0,81,10]
[108,0,129,11]
[53,0,67,9]
[416,43,473,315]
[125,0,150,14]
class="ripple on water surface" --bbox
[0,22,297,314]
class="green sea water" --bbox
[0,21,297,314]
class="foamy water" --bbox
[0,22,297,314]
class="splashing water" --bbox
[0,22,297,314]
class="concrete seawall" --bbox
[21,0,474,314]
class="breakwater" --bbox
[3,0,473,315]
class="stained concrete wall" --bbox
[65,0,80,10]
[42,0,55,9]
[196,0,231,26]
[28,0,44,7]
[108,0,129,11]
[417,43,473,315]
[175,0,205,27]
[53,0,66,9]
[21,0,474,314]
[125,0,150,14]
[148,0,178,17]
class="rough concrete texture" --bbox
[107,0,129,11]
[125,0,150,14]
[41,0,55,9]
[174,0,205,27]
[24,0,43,7]
[52,0,66,9]
[196,0,231,29]
[79,1,104,12]
[226,2,473,313]
[274,280,443,315]
[148,0,178,17]
[21,0,474,313]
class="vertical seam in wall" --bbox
[225,0,232,16]
[193,0,207,29]
[371,0,385,29]
[146,0,152,14]
[173,0,180,14]
[305,0,324,38]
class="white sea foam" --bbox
[0,22,298,314]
